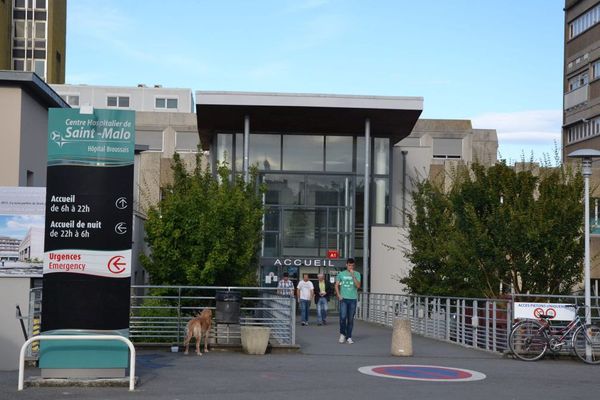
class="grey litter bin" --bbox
[215,291,241,324]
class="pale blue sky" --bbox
[65,0,564,163]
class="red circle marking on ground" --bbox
[358,365,486,382]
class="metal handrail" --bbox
[18,335,136,391]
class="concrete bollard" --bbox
[391,318,413,356]
[240,326,271,355]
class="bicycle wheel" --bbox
[573,325,600,364]
[509,320,547,361]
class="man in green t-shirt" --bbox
[335,258,361,344]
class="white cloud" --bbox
[471,110,561,144]
[0,215,44,239]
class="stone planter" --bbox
[240,326,271,355]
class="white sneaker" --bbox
[339,334,346,343]
[346,338,354,344]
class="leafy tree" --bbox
[140,152,264,286]
[402,162,584,298]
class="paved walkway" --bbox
[1,316,598,399]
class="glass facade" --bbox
[215,132,392,271]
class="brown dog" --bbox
[183,308,212,356]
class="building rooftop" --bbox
[0,71,68,108]
[195,91,424,150]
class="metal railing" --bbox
[18,335,136,391]
[130,285,296,346]
[357,292,600,354]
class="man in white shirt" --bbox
[297,274,314,326]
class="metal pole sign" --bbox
[40,108,135,373]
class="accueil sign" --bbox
[263,257,346,267]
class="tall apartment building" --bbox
[0,0,66,84]
[563,1,600,155]
[564,1,600,287]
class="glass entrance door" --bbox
[261,173,354,259]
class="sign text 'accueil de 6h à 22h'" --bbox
[42,108,135,333]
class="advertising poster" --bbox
[513,302,576,322]
[42,108,135,334]
[0,187,45,268]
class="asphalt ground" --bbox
[1,317,599,400]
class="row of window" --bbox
[58,95,179,110]
[13,58,45,78]
[217,133,390,174]
[14,0,46,9]
[566,118,600,144]
[569,4,600,39]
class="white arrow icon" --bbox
[115,197,128,210]
[114,222,127,235]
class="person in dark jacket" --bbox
[313,273,333,325]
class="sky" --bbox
[65,0,564,163]
[0,215,44,240]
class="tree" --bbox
[402,162,584,298]
[140,152,264,286]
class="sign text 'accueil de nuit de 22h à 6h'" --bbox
[42,108,135,334]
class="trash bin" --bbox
[215,291,241,324]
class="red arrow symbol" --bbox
[107,255,127,274]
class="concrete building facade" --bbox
[371,119,498,294]
[563,1,600,287]
[0,71,68,187]
[0,0,66,84]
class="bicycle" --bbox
[508,304,600,364]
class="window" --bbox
[60,94,79,107]
[433,138,462,159]
[175,132,199,152]
[13,59,24,71]
[568,71,589,91]
[136,131,163,151]
[155,97,178,109]
[107,96,130,108]
[325,136,353,172]
[35,21,45,39]
[282,135,324,171]
[594,60,600,80]
[569,4,600,39]
[34,59,44,79]
[566,118,600,143]
[249,134,281,170]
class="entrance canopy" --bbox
[195,91,423,150]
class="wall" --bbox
[0,87,22,186]
[46,0,67,84]
[19,90,49,186]
[0,0,10,70]
[0,277,32,370]
[370,226,410,294]
[51,85,194,113]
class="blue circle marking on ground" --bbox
[358,364,486,382]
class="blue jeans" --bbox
[317,297,328,323]
[339,298,357,338]
[300,299,310,323]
